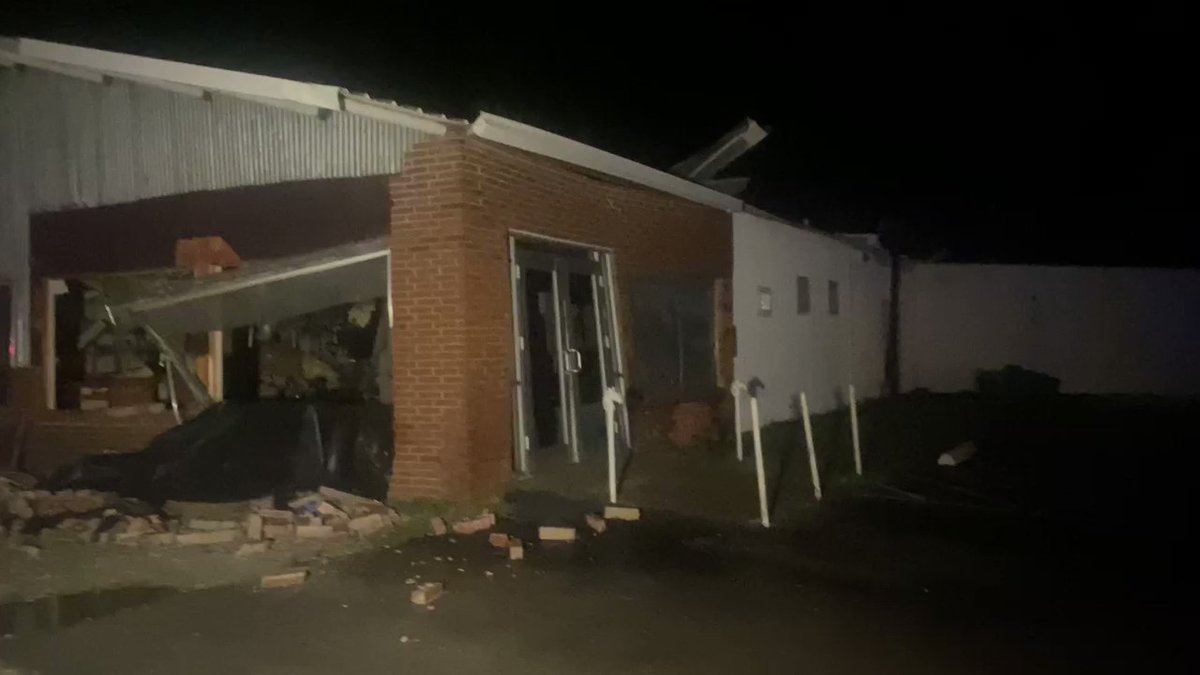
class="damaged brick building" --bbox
[1,38,741,502]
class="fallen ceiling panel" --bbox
[101,238,388,334]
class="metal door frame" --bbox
[509,234,628,475]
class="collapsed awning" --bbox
[97,238,388,334]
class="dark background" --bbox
[4,5,1196,266]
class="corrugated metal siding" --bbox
[0,66,430,363]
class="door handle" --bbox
[565,348,583,374]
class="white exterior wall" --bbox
[732,212,891,425]
[901,264,1200,395]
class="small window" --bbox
[757,286,773,317]
[828,280,840,315]
[796,276,811,314]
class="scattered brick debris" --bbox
[538,526,576,542]
[604,505,641,521]
[260,570,308,589]
[410,582,444,606]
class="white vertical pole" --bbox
[550,267,570,449]
[508,238,530,475]
[603,387,624,504]
[730,381,746,461]
[749,389,769,527]
[602,254,631,441]
[849,384,862,476]
[800,392,822,501]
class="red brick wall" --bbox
[389,135,732,500]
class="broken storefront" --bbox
[8,177,395,502]
[5,134,734,507]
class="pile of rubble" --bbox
[409,505,642,607]
[2,476,402,557]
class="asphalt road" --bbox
[2,490,1187,674]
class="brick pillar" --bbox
[388,136,516,502]
[388,138,474,500]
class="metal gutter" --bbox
[1,37,459,135]
[470,112,745,213]
[10,37,342,109]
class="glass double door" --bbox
[510,238,628,475]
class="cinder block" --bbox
[316,501,347,519]
[538,526,576,542]
[260,570,308,589]
[245,513,264,541]
[235,541,271,558]
[263,523,295,540]
[604,505,641,521]
[295,524,335,539]
[410,582,444,605]
[347,513,386,536]
[585,513,607,533]
[452,512,495,535]
[186,518,239,531]
[255,509,295,523]
[143,532,176,546]
[176,529,238,545]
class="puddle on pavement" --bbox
[0,586,174,636]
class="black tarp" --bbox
[50,400,393,504]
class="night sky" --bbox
[5,6,1196,267]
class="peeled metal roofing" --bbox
[92,238,388,334]
[1,37,456,363]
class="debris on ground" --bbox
[235,541,272,558]
[538,526,576,542]
[245,513,264,541]
[185,518,240,531]
[488,532,510,548]
[603,505,641,521]
[1,482,401,558]
[260,570,308,589]
[508,538,525,560]
[348,513,386,536]
[176,529,238,546]
[295,524,336,539]
[450,512,495,535]
[585,513,607,533]
[430,517,448,536]
[937,442,978,467]
[410,581,444,606]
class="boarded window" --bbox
[828,280,840,315]
[796,276,811,315]
[630,280,715,403]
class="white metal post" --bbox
[508,238,530,475]
[603,386,624,504]
[550,266,570,450]
[849,384,862,476]
[800,392,822,501]
[749,385,769,527]
[729,381,746,461]
[602,253,630,442]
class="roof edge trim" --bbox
[469,112,744,212]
